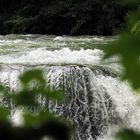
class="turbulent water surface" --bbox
[0,34,139,140]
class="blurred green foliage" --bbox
[104,0,140,89]
[116,129,140,140]
[104,32,140,89]
[131,21,140,36]
[0,69,71,140]
[104,0,140,140]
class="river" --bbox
[0,34,139,140]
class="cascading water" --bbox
[0,35,139,140]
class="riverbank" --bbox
[0,0,132,35]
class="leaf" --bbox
[0,107,10,121]
[127,11,140,30]
[23,111,56,127]
[43,89,64,103]
[131,20,140,35]
[104,32,140,89]
[0,84,11,95]
[20,69,46,89]
[12,90,39,108]
[116,129,140,140]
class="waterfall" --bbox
[0,64,137,140]
[0,35,139,140]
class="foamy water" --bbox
[0,48,103,65]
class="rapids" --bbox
[0,35,139,140]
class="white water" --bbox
[0,35,139,140]
[0,48,103,65]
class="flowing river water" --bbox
[0,34,139,140]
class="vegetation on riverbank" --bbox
[0,0,135,35]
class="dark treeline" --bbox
[0,0,135,35]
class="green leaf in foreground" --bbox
[104,32,140,89]
[23,111,56,127]
[0,107,10,121]
[116,129,140,140]
[12,90,39,108]
[20,69,46,89]
[131,20,140,35]
[46,89,64,103]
